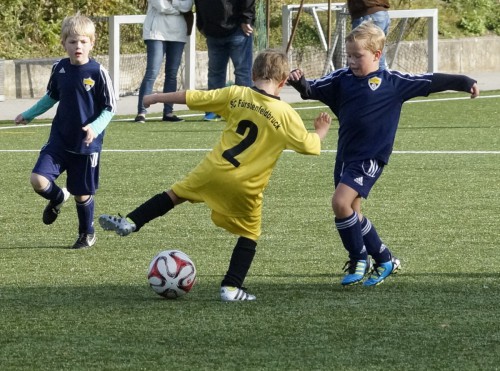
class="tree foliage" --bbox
[0,0,498,60]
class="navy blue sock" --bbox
[76,196,95,234]
[360,217,391,263]
[335,212,367,261]
[221,237,257,288]
[36,182,64,204]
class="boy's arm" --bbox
[143,91,187,108]
[15,94,57,124]
[430,73,479,97]
[287,69,313,99]
[82,109,115,147]
[89,110,115,135]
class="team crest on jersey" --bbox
[368,76,382,91]
[83,77,95,91]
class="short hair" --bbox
[61,12,96,43]
[345,21,385,54]
[252,49,289,83]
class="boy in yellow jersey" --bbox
[99,49,331,301]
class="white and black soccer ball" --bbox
[147,250,196,299]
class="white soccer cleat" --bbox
[220,286,256,302]
[98,214,136,236]
[391,256,402,274]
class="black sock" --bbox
[127,192,174,232]
[221,237,257,288]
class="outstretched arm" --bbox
[14,94,57,125]
[287,69,313,99]
[143,91,187,108]
[430,73,479,98]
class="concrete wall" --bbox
[1,36,499,99]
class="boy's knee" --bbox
[30,173,49,192]
[331,196,351,218]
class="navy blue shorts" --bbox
[32,143,100,196]
[334,159,384,198]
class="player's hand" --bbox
[288,69,303,82]
[143,94,157,108]
[470,83,480,98]
[314,112,332,141]
[14,114,28,125]
[82,125,97,147]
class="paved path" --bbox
[1,72,498,121]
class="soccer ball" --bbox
[147,250,196,299]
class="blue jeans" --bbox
[351,11,391,69]
[206,28,253,89]
[137,39,186,115]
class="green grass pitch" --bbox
[0,92,499,370]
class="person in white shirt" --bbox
[134,0,194,123]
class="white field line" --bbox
[1,94,499,130]
[2,148,500,154]
[1,94,499,155]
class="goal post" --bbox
[282,4,438,76]
[108,14,196,100]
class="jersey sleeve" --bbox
[186,88,230,115]
[46,61,61,101]
[284,110,321,155]
[429,73,476,94]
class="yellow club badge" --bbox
[83,77,95,92]
[368,76,382,91]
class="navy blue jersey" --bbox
[293,68,475,164]
[46,58,116,154]
[303,68,433,164]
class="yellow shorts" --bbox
[211,210,261,241]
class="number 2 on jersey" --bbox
[222,120,258,167]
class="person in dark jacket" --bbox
[195,0,255,121]
[347,0,390,69]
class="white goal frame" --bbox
[108,15,196,100]
[282,4,438,72]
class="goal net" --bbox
[282,4,438,78]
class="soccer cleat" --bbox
[391,256,402,274]
[134,114,146,123]
[162,114,184,122]
[220,286,256,302]
[203,112,221,122]
[99,214,136,236]
[42,187,71,225]
[71,233,96,249]
[341,258,371,286]
[363,260,395,287]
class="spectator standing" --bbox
[195,0,255,121]
[135,0,194,123]
[346,0,390,69]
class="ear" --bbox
[373,49,382,61]
[278,78,287,88]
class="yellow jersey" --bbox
[172,86,321,218]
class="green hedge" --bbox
[0,0,498,60]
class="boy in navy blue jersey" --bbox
[288,21,479,286]
[14,13,116,249]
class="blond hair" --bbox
[61,12,96,43]
[345,21,385,54]
[252,49,289,83]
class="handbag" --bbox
[182,10,194,36]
